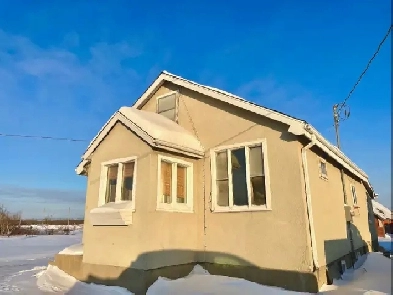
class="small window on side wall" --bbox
[157,92,177,122]
[318,158,328,180]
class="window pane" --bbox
[352,186,357,204]
[216,151,228,180]
[161,161,172,203]
[122,162,134,201]
[158,94,176,112]
[320,162,327,176]
[251,176,267,206]
[231,148,248,206]
[158,108,176,121]
[249,145,264,177]
[217,180,229,206]
[177,166,187,203]
[106,165,118,203]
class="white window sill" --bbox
[212,206,272,213]
[90,201,134,226]
[156,205,193,213]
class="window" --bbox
[99,157,137,209]
[351,184,358,205]
[157,155,193,212]
[156,91,177,122]
[211,139,271,212]
[318,158,328,180]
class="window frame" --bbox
[98,156,138,211]
[156,91,178,122]
[210,138,272,213]
[156,154,194,213]
[350,184,358,206]
[318,158,328,181]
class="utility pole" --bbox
[333,103,355,268]
[333,104,341,149]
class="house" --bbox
[51,71,378,294]
[372,199,392,237]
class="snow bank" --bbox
[20,224,83,235]
[320,253,392,294]
[146,265,307,295]
[37,265,132,294]
[58,243,83,255]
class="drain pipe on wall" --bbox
[301,135,319,271]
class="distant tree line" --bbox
[0,204,84,236]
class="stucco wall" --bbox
[83,122,200,269]
[306,147,372,267]
[139,83,313,272]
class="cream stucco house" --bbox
[52,71,378,294]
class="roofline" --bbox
[132,71,371,189]
[75,109,204,175]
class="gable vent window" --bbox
[318,158,328,180]
[157,92,177,122]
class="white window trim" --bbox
[156,91,179,122]
[156,154,194,213]
[90,156,138,226]
[350,184,358,206]
[318,158,328,181]
[210,138,272,213]
[98,156,138,210]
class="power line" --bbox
[0,133,88,142]
[337,25,392,112]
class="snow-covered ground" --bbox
[0,230,82,293]
[0,231,391,294]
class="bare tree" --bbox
[0,205,22,236]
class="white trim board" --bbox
[131,71,373,194]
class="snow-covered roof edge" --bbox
[75,108,204,175]
[372,199,392,220]
[132,71,373,192]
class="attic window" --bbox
[351,184,358,205]
[318,158,328,180]
[157,91,177,122]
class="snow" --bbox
[37,265,130,294]
[119,107,204,154]
[372,199,391,220]
[147,265,304,295]
[319,253,391,294]
[20,224,83,235]
[58,243,83,255]
[0,231,82,293]
[147,254,392,295]
[1,231,391,294]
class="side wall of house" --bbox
[306,147,373,268]
[139,82,313,272]
[82,122,201,269]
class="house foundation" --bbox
[49,243,373,295]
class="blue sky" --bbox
[0,0,391,218]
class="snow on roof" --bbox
[372,199,391,220]
[118,107,203,154]
[76,107,204,174]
